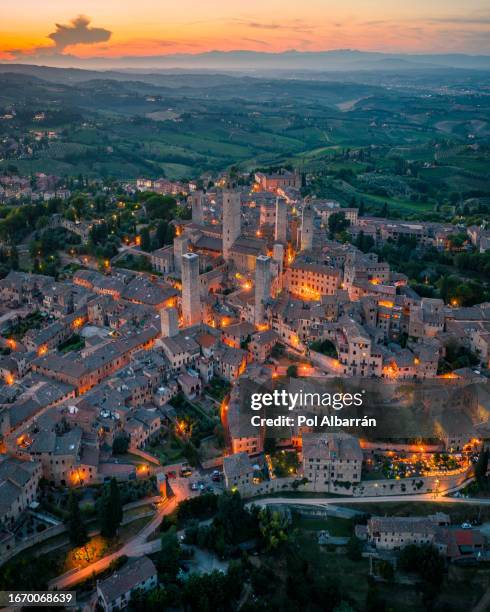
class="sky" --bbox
[1,0,490,63]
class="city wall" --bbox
[237,466,473,500]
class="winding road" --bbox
[48,478,489,591]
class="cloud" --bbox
[242,38,270,47]
[48,15,112,51]
[246,22,281,30]
[362,13,490,27]
[424,15,490,25]
[238,18,314,34]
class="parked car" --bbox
[180,468,193,477]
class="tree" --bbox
[365,583,386,612]
[447,232,467,250]
[328,212,350,236]
[177,492,218,523]
[182,567,243,611]
[157,528,181,581]
[139,227,151,252]
[475,448,489,489]
[130,586,169,611]
[182,441,199,467]
[346,535,362,561]
[112,433,130,455]
[263,437,277,454]
[284,534,342,610]
[355,230,374,253]
[89,221,109,246]
[377,559,394,581]
[155,220,172,247]
[213,423,225,448]
[398,543,444,586]
[71,195,86,218]
[309,338,337,358]
[333,603,355,612]
[287,365,298,378]
[211,491,259,548]
[258,507,289,552]
[144,194,177,220]
[358,199,365,217]
[99,478,123,538]
[66,491,88,547]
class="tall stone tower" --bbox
[301,204,314,251]
[173,235,189,276]
[181,252,201,327]
[274,197,287,244]
[161,307,179,338]
[222,191,241,260]
[254,255,271,325]
[189,191,204,225]
[272,243,284,289]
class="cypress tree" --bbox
[476,449,489,489]
[67,491,88,547]
[99,478,123,538]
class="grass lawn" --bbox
[183,399,216,427]
[351,189,434,214]
[58,334,85,353]
[292,515,353,537]
[297,534,370,609]
[115,453,152,466]
[123,505,155,520]
[324,553,370,609]
[149,434,186,465]
[198,435,224,462]
[337,501,490,523]
[376,583,422,611]
[62,515,152,573]
[206,378,231,403]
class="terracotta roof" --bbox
[97,556,157,603]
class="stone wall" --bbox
[309,350,341,374]
[353,466,473,497]
[235,466,474,500]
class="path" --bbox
[111,245,151,264]
[49,479,188,590]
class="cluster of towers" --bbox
[162,188,313,338]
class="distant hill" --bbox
[1,49,490,74]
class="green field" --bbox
[1,69,488,190]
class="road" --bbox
[250,493,490,508]
[111,244,151,264]
[49,473,488,590]
[49,478,189,590]
[50,498,176,590]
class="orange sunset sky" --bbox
[1,0,490,62]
